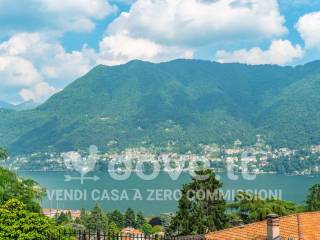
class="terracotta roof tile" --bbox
[205,211,320,240]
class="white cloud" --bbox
[97,32,193,65]
[0,0,308,103]
[108,0,287,46]
[0,32,96,83]
[39,0,114,19]
[0,0,116,35]
[99,0,287,66]
[38,0,117,32]
[215,40,304,65]
[0,32,96,102]
[0,32,61,63]
[0,56,42,87]
[42,47,96,82]
[19,82,60,102]
[296,11,320,49]
[0,31,193,102]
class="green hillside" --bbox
[1,59,320,154]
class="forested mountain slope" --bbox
[1,59,320,153]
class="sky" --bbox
[0,0,320,104]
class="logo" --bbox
[62,145,100,184]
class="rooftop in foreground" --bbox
[205,211,320,240]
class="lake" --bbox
[19,171,320,215]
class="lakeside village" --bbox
[2,135,320,175]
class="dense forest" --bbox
[1,60,320,154]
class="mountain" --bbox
[0,100,38,111]
[13,100,39,111]
[0,101,14,109]
[1,59,320,154]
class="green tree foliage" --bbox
[141,223,153,235]
[229,191,298,224]
[0,167,45,212]
[108,210,124,228]
[0,148,7,160]
[108,221,120,235]
[55,211,72,225]
[124,208,136,228]
[85,203,108,231]
[160,213,174,233]
[136,211,146,228]
[4,60,320,154]
[152,225,163,234]
[79,208,88,225]
[0,199,54,240]
[306,184,320,211]
[169,169,227,235]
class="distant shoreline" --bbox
[15,169,319,177]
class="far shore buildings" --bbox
[43,208,81,220]
[206,212,320,240]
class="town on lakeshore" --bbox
[3,135,320,176]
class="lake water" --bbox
[19,171,320,215]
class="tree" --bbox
[0,198,54,240]
[160,213,174,233]
[169,169,227,235]
[229,191,298,224]
[141,223,154,235]
[152,225,163,234]
[306,184,320,211]
[0,148,7,160]
[136,211,146,228]
[79,208,88,225]
[124,208,136,228]
[55,211,72,225]
[108,221,120,234]
[86,203,108,231]
[108,210,124,228]
[0,167,45,212]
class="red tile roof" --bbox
[42,208,81,219]
[205,211,320,240]
[121,227,144,235]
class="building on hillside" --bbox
[205,212,320,240]
[42,208,81,220]
[234,139,242,147]
[225,148,241,155]
[310,145,320,154]
[121,227,144,239]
